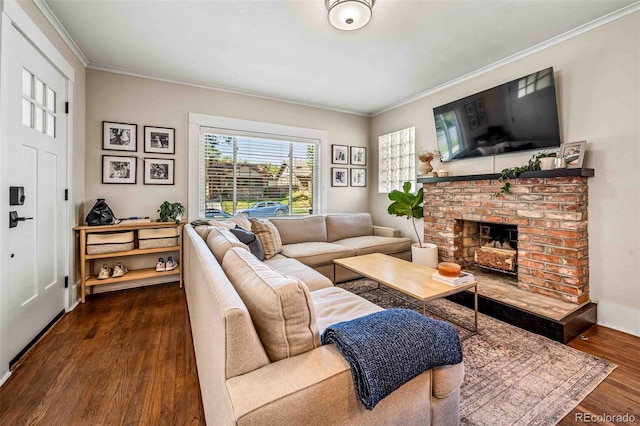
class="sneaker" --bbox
[112,263,128,278]
[156,257,166,272]
[97,264,112,280]
[165,256,178,271]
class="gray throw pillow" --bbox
[230,225,266,261]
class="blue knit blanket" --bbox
[321,308,463,410]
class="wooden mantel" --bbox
[417,168,594,184]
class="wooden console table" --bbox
[74,221,185,303]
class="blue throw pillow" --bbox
[230,225,266,261]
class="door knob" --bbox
[9,211,33,228]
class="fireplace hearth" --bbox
[420,169,593,305]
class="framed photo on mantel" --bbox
[560,140,586,168]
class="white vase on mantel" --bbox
[539,157,555,170]
[411,243,438,268]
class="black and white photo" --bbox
[144,158,175,185]
[102,155,137,184]
[331,167,348,187]
[103,121,137,152]
[350,146,366,166]
[350,168,366,187]
[144,126,175,154]
[332,145,348,164]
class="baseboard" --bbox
[596,301,640,337]
[0,370,12,387]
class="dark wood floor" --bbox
[1,284,638,425]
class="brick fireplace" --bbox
[421,170,592,304]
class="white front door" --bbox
[2,23,67,364]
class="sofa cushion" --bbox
[250,219,282,260]
[230,225,266,261]
[206,227,249,263]
[326,213,373,242]
[269,215,328,245]
[222,247,320,362]
[311,287,383,334]
[280,242,355,267]
[195,225,215,240]
[265,257,333,292]
[333,235,413,256]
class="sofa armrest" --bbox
[372,225,402,238]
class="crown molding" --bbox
[34,0,90,67]
[371,2,640,116]
[87,63,369,117]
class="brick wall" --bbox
[423,176,589,304]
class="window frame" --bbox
[188,113,328,219]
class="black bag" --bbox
[85,198,116,226]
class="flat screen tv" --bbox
[434,67,561,162]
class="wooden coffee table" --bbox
[334,253,478,334]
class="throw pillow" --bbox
[222,247,320,361]
[250,219,282,260]
[206,227,249,263]
[230,225,266,261]
[231,214,252,231]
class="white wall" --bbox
[85,70,370,219]
[370,12,640,336]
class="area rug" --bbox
[337,279,616,426]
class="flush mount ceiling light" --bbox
[326,0,374,31]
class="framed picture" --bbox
[478,112,487,125]
[475,98,485,113]
[331,167,348,187]
[144,126,175,154]
[103,121,137,152]
[102,155,137,184]
[465,102,476,117]
[350,168,366,187]
[469,116,479,130]
[350,146,366,166]
[144,158,175,185]
[560,141,587,168]
[332,144,348,164]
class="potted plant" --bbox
[387,182,438,267]
[157,201,185,224]
[536,150,557,170]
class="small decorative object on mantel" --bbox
[437,170,449,177]
[536,150,557,171]
[157,201,185,224]
[560,140,587,168]
[417,150,439,175]
[496,152,543,195]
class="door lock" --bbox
[9,211,33,228]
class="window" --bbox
[378,127,415,193]
[22,68,56,137]
[199,129,319,219]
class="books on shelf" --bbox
[432,271,474,286]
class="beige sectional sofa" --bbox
[183,214,464,425]
[268,213,412,282]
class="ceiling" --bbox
[43,0,637,116]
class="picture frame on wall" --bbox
[144,126,175,154]
[332,145,348,164]
[144,158,175,185]
[103,121,137,152]
[331,167,348,187]
[102,155,137,184]
[465,102,476,117]
[350,168,366,187]
[560,140,587,168]
[350,146,366,166]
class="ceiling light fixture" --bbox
[326,0,374,31]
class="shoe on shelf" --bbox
[165,256,178,271]
[112,263,128,278]
[156,257,166,272]
[97,264,112,280]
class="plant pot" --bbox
[411,243,438,268]
[539,157,555,170]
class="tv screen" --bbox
[434,67,561,162]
